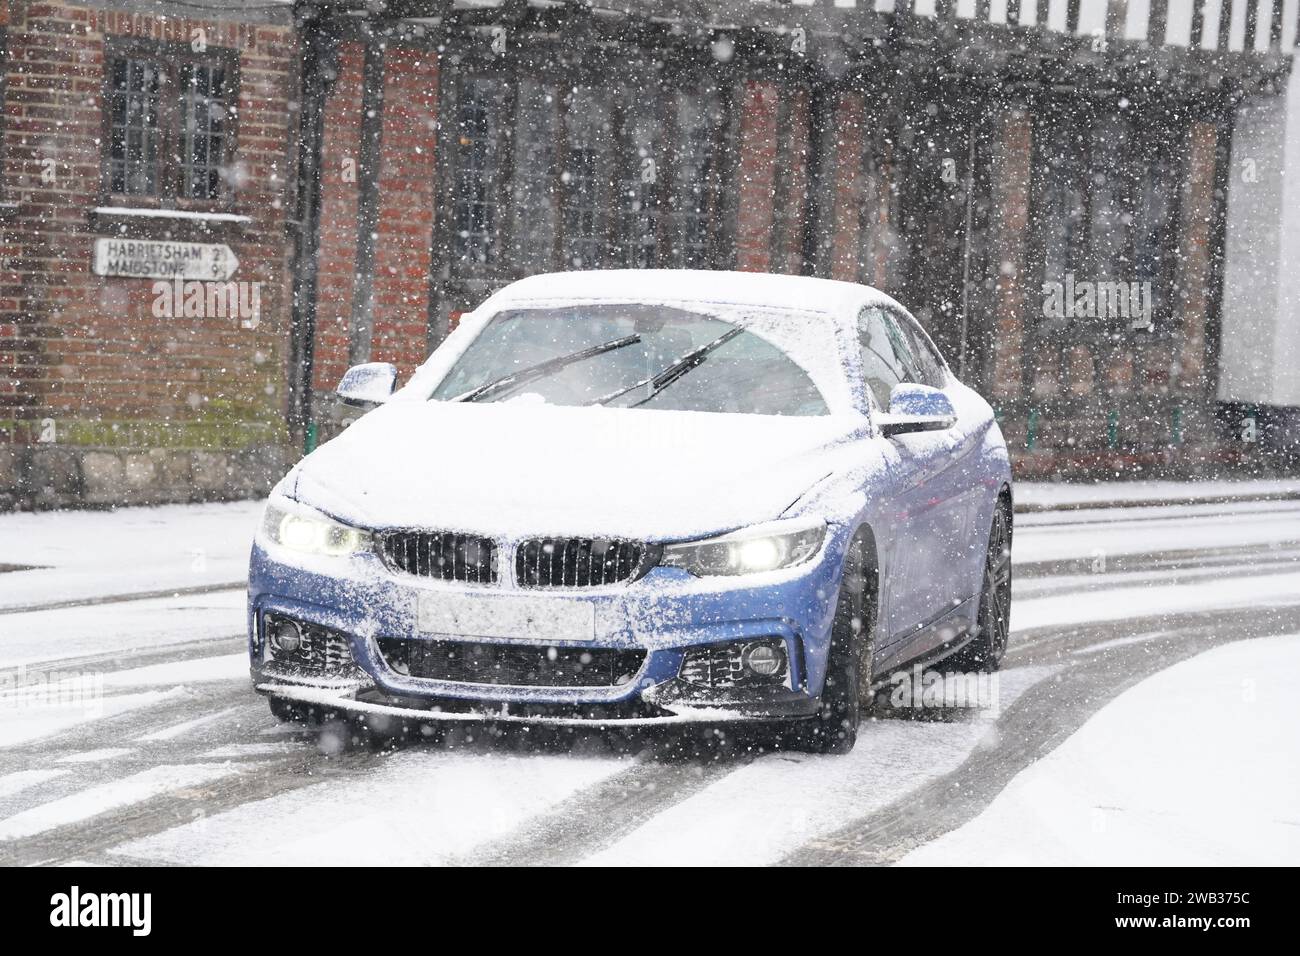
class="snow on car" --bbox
[247,270,1012,753]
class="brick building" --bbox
[1,0,1296,510]
[295,0,1294,480]
[0,0,298,508]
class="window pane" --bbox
[614,94,661,269]
[896,312,947,388]
[180,61,232,199]
[668,89,724,269]
[563,88,611,270]
[511,79,559,275]
[107,57,163,196]
[452,77,505,269]
[858,307,917,408]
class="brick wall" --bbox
[310,37,439,435]
[986,110,1241,479]
[733,80,778,274]
[310,38,364,396]
[0,1,298,508]
[368,44,438,377]
[827,91,865,283]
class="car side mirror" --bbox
[337,362,397,406]
[878,383,956,438]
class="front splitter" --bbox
[256,682,794,728]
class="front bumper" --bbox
[248,530,848,724]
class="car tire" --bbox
[268,696,310,723]
[788,531,875,755]
[945,497,1012,674]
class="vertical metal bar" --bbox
[1148,0,1169,44]
[1221,0,1238,49]
[1244,0,1260,49]
[1106,0,1129,42]
[1190,0,1206,47]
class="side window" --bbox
[856,307,913,409]
[893,311,949,388]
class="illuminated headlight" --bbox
[260,499,371,557]
[661,518,826,577]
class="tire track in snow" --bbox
[0,737,392,866]
[459,753,749,866]
[782,603,1300,865]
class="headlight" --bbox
[661,518,826,576]
[260,499,371,557]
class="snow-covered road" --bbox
[1,491,1298,865]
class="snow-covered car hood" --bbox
[290,400,869,541]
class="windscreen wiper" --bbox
[454,334,641,403]
[593,326,744,408]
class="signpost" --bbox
[92,238,240,281]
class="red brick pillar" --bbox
[1173,120,1217,391]
[770,87,811,276]
[311,40,366,394]
[734,80,779,273]
[370,46,439,377]
[827,91,865,283]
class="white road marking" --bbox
[0,688,185,750]
[136,706,243,743]
[103,654,249,688]
[0,764,238,841]
[200,742,300,759]
[56,748,136,764]
[0,769,69,800]
[112,751,627,865]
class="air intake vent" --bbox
[378,638,645,688]
[379,531,498,583]
[515,537,652,588]
[264,615,358,677]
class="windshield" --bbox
[429,304,829,416]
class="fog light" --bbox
[268,618,302,655]
[742,642,785,677]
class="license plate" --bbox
[416,591,595,642]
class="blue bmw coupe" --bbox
[249,270,1012,753]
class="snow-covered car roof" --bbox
[481,269,893,318]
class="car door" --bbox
[891,306,988,605]
[858,306,969,655]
